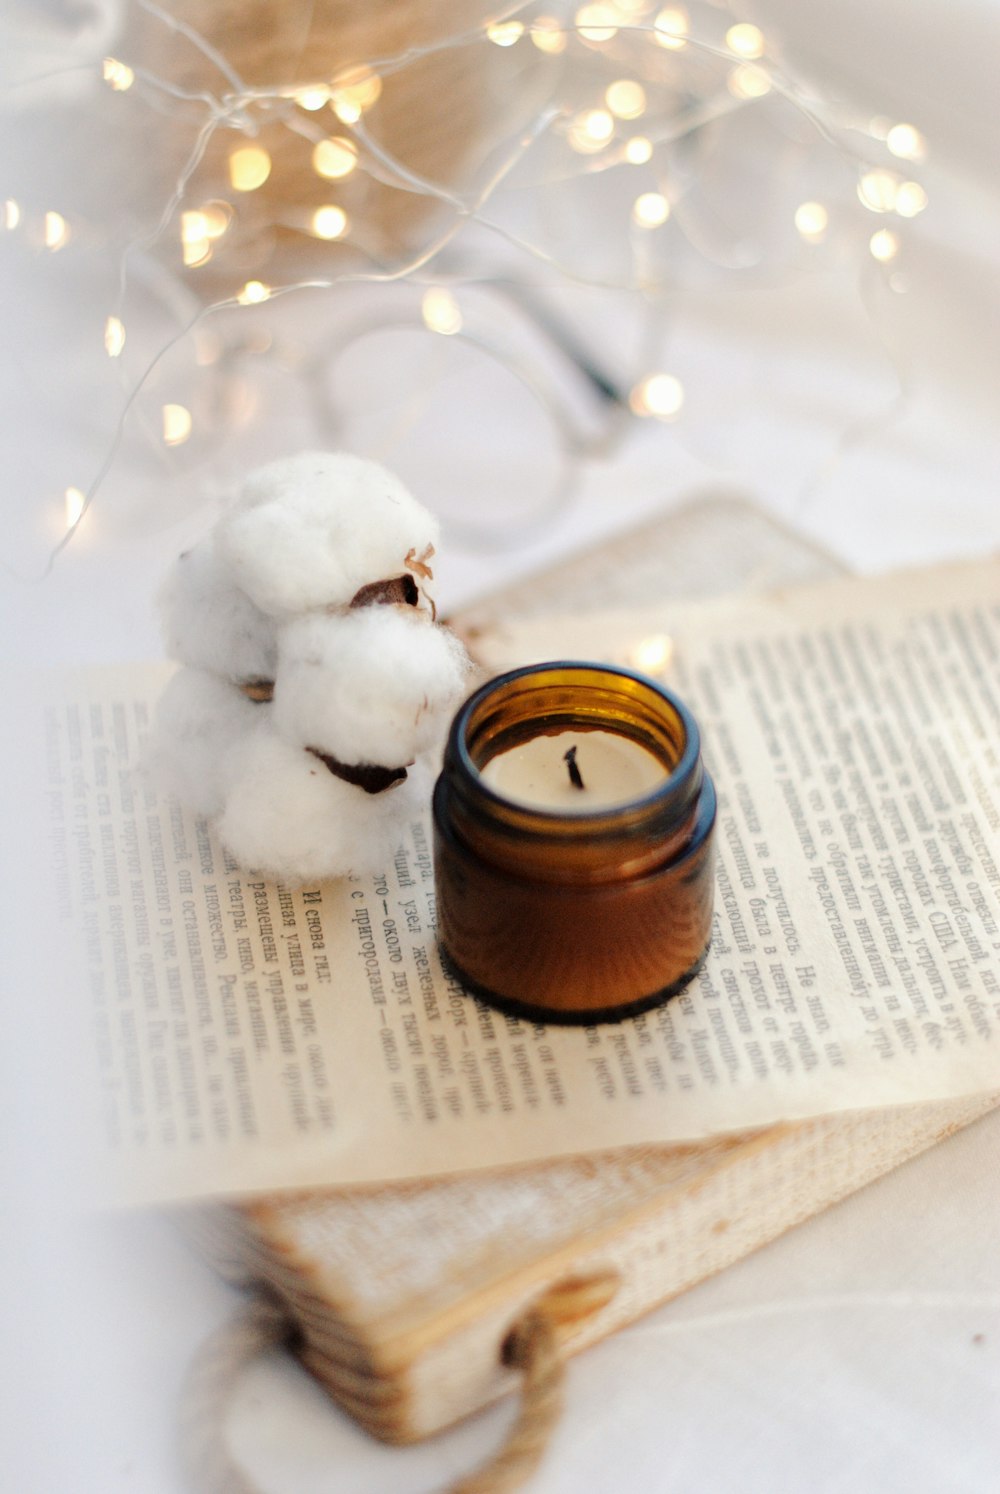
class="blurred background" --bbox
[3,0,999,644]
[2,1,998,1489]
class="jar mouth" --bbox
[448,661,702,833]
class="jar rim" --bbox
[447,660,702,829]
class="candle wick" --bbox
[563,744,585,790]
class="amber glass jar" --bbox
[432,662,716,1024]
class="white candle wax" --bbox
[479,729,667,812]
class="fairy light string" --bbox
[12,1,931,562]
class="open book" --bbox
[46,498,999,1439]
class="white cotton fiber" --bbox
[148,667,265,818]
[218,732,434,881]
[217,452,440,617]
[272,608,471,767]
[152,450,471,882]
[158,536,277,682]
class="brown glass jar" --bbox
[432,662,716,1024]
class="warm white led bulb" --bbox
[625,136,653,165]
[568,108,615,153]
[487,19,524,45]
[633,633,674,674]
[886,122,926,162]
[330,65,382,119]
[630,373,684,418]
[65,487,86,529]
[530,16,567,52]
[44,211,70,250]
[200,202,232,240]
[869,229,899,262]
[653,8,688,49]
[331,97,362,124]
[858,169,899,213]
[181,210,207,242]
[102,57,134,91]
[422,288,462,336]
[311,205,348,239]
[895,181,928,218]
[312,137,358,180]
[181,210,211,267]
[296,85,330,111]
[632,192,670,227]
[237,280,271,305]
[229,146,272,192]
[794,201,828,242]
[725,23,765,59]
[104,316,126,357]
[606,80,647,120]
[575,4,618,42]
[727,64,771,99]
[162,405,193,445]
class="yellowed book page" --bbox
[43,559,1000,1205]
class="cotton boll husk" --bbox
[218,731,433,882]
[217,452,440,617]
[158,536,278,682]
[148,667,264,818]
[273,608,471,768]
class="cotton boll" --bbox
[148,667,264,818]
[217,452,440,617]
[158,536,277,683]
[218,730,431,882]
[273,608,471,768]
[151,450,464,881]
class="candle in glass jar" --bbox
[479,729,668,811]
[433,662,716,1024]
